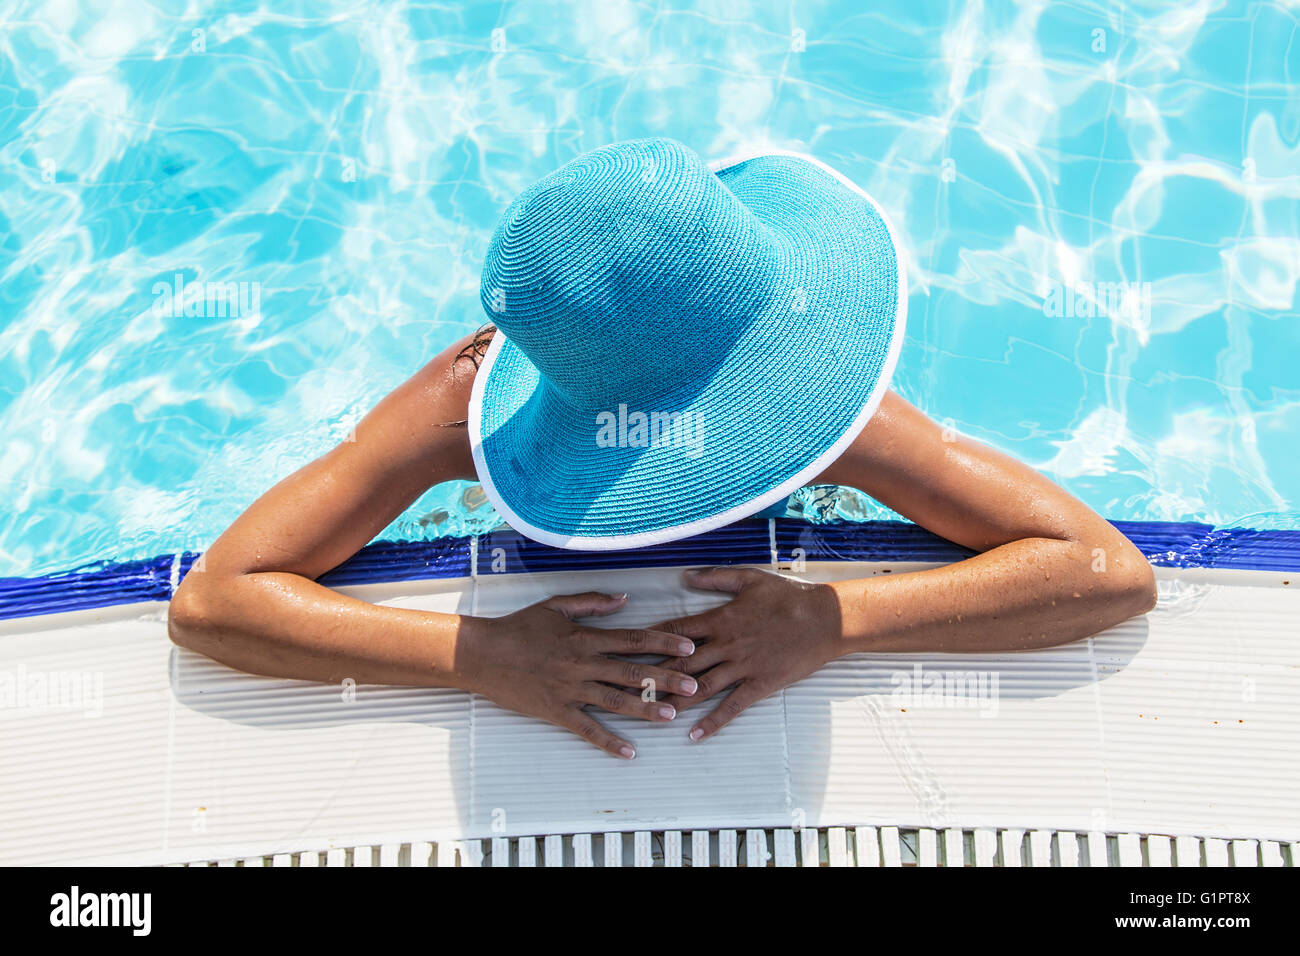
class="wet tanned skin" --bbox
[168,329,1156,757]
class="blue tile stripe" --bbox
[0,553,177,620]
[477,520,773,575]
[1,518,1296,622]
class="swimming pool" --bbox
[1,0,1297,578]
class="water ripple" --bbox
[0,0,1296,576]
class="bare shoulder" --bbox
[402,324,495,413]
[349,325,497,483]
[818,390,939,484]
[444,324,497,402]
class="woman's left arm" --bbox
[654,391,1157,740]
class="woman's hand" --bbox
[653,567,843,742]
[459,591,700,758]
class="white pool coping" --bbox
[0,560,1297,866]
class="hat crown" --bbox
[481,138,780,408]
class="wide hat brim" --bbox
[469,149,908,550]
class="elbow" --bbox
[168,576,211,652]
[168,571,268,677]
[1104,538,1157,620]
[1124,556,1158,617]
[1133,561,1154,613]
[1066,527,1156,627]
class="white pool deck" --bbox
[1,560,1297,867]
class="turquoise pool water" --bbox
[1,0,1298,578]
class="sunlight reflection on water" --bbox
[0,0,1296,576]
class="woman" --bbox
[168,138,1156,759]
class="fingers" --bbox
[556,709,637,760]
[683,566,764,594]
[584,627,696,657]
[588,658,699,699]
[688,680,767,742]
[542,591,627,619]
[652,611,716,640]
[660,662,742,713]
[556,675,769,756]
[655,641,728,680]
[579,682,680,723]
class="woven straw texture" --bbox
[472,137,903,548]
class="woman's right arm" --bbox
[168,330,697,757]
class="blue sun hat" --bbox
[469,137,907,550]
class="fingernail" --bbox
[614,593,628,601]
[680,677,698,695]
[678,640,695,655]
[689,727,704,741]
[657,704,676,720]
[619,744,636,759]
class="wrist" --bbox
[450,613,497,695]
[807,580,855,663]
[824,577,880,655]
